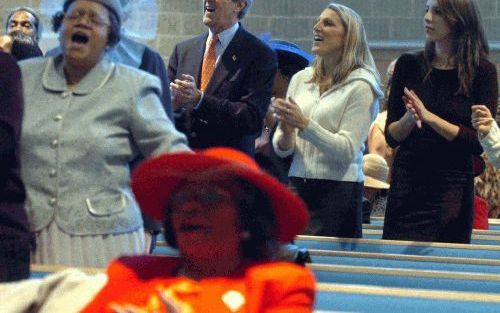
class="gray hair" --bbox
[237,0,253,19]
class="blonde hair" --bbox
[309,3,380,89]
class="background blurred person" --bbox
[5,6,43,43]
[255,39,312,183]
[0,32,43,61]
[0,52,33,282]
[366,58,398,178]
[272,3,383,238]
[361,154,390,223]
[382,0,498,243]
[19,0,189,267]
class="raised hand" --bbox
[272,97,309,131]
[403,87,432,128]
[170,74,202,111]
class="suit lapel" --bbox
[205,27,247,94]
[187,33,208,85]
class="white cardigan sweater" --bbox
[273,67,383,182]
[479,121,500,168]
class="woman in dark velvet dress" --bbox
[382,0,498,243]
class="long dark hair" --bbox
[163,178,279,262]
[424,0,489,96]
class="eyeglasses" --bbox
[64,9,110,28]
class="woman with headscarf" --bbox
[19,0,189,267]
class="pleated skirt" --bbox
[32,221,145,268]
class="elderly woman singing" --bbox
[19,0,189,267]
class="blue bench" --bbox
[310,250,500,274]
[310,263,500,293]
[363,223,500,237]
[295,236,500,259]
[368,217,500,231]
[361,229,500,245]
[315,283,500,312]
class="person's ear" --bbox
[234,0,246,15]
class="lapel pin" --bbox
[232,55,237,61]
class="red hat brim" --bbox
[131,148,309,243]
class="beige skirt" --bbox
[32,221,145,268]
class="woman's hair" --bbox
[424,0,489,96]
[309,3,380,89]
[52,0,121,47]
[163,178,279,261]
[9,31,43,61]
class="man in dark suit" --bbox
[168,0,277,155]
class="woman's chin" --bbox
[311,46,322,56]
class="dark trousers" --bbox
[0,239,30,282]
[289,177,363,238]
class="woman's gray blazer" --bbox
[19,56,189,236]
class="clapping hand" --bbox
[402,87,430,128]
[170,74,202,111]
[272,97,309,132]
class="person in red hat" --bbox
[82,147,315,312]
[0,147,314,312]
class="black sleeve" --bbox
[384,54,412,148]
[139,47,174,120]
[0,53,23,168]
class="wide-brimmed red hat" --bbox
[131,147,309,242]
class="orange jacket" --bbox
[82,255,315,313]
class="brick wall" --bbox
[2,0,499,86]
